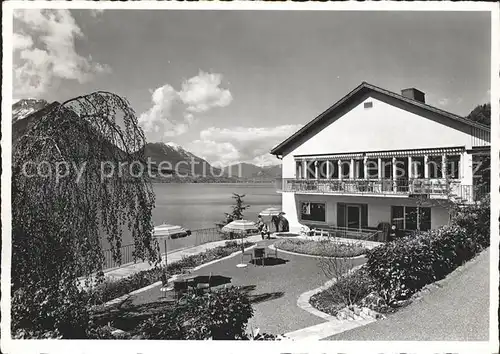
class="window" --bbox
[446,155,460,179]
[306,161,316,179]
[301,202,326,222]
[412,156,425,178]
[318,161,328,179]
[391,206,431,231]
[330,160,339,179]
[364,101,373,109]
[428,156,442,178]
[340,160,350,178]
[355,160,364,179]
[366,158,378,179]
[382,158,392,179]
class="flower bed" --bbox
[309,267,375,316]
[274,238,367,258]
[91,241,254,304]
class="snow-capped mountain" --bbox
[12,99,49,123]
[164,142,201,162]
[142,142,224,177]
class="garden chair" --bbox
[253,248,265,266]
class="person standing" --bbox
[257,215,265,232]
[271,215,280,232]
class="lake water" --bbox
[102,183,280,267]
[151,183,281,230]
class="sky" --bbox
[12,9,492,167]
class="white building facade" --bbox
[270,83,490,240]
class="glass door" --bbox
[347,205,361,230]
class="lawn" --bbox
[274,238,367,258]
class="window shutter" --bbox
[337,203,346,227]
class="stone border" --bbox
[296,263,365,320]
[268,244,367,260]
[103,244,257,307]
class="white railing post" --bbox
[364,156,368,180]
[424,155,429,179]
[408,156,413,193]
[392,157,397,192]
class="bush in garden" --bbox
[366,220,488,304]
[12,279,91,339]
[310,267,375,315]
[451,194,490,249]
[139,286,253,339]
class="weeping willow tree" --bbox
[12,91,158,338]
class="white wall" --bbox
[281,94,487,179]
[283,193,452,230]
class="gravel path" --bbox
[126,238,366,335]
[327,248,490,341]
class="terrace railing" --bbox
[278,178,488,202]
[102,226,223,270]
[306,225,383,243]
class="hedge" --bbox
[366,199,490,304]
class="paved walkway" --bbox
[327,248,491,341]
[126,238,367,335]
[103,235,263,281]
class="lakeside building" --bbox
[270,82,490,240]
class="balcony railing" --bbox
[278,178,489,202]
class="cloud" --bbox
[178,71,232,113]
[139,84,177,132]
[186,124,303,167]
[139,71,232,138]
[12,9,110,97]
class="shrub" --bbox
[275,238,367,257]
[12,279,90,339]
[139,286,253,339]
[451,195,490,249]
[310,267,375,316]
[366,213,489,304]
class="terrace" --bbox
[277,147,489,203]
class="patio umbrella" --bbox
[221,220,258,235]
[221,220,257,268]
[259,207,283,217]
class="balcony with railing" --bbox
[277,178,489,203]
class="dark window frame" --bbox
[300,201,326,222]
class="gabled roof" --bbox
[270,82,490,156]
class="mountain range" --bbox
[12,99,282,182]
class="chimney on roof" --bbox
[401,88,425,103]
